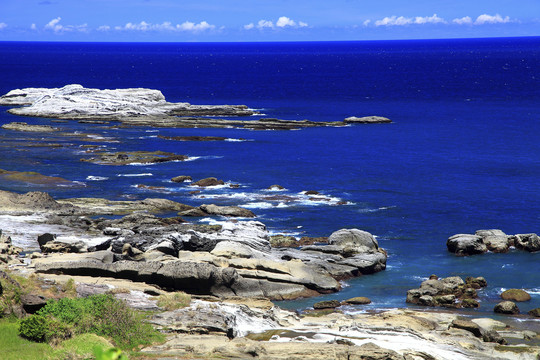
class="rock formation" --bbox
[447,229,540,255]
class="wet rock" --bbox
[527,308,540,317]
[267,184,284,190]
[191,177,225,187]
[494,301,520,315]
[304,190,319,195]
[500,289,531,302]
[37,233,56,247]
[342,297,371,305]
[344,116,392,124]
[171,175,192,183]
[313,300,341,309]
[179,208,209,217]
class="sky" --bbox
[0,0,539,42]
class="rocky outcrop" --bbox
[1,122,58,132]
[0,169,76,187]
[0,190,71,213]
[501,289,531,302]
[179,204,255,218]
[32,221,386,301]
[447,229,540,255]
[1,85,391,130]
[158,135,228,141]
[80,151,188,165]
[190,177,225,187]
[344,116,392,124]
[406,276,486,308]
[171,175,192,183]
[0,230,23,265]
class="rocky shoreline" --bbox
[0,85,392,130]
[1,85,538,359]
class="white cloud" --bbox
[363,19,371,27]
[30,23,37,30]
[45,17,63,32]
[374,14,446,26]
[44,17,87,33]
[115,21,215,32]
[0,23,7,30]
[276,16,296,28]
[453,16,473,25]
[414,14,446,25]
[257,20,274,29]
[375,16,412,26]
[98,25,111,31]
[475,14,510,25]
[246,17,308,30]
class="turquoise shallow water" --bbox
[0,38,539,315]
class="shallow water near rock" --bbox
[0,39,539,317]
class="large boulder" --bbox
[476,229,510,253]
[328,229,379,255]
[191,177,225,187]
[494,301,520,315]
[511,233,540,252]
[446,234,487,256]
[500,289,531,302]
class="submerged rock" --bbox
[1,121,58,132]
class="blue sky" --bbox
[0,0,539,42]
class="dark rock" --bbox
[447,234,487,256]
[344,116,392,124]
[87,238,112,252]
[483,330,507,345]
[171,175,192,183]
[429,274,439,280]
[191,177,225,187]
[267,185,284,190]
[158,135,227,141]
[313,300,341,309]
[500,289,531,302]
[451,319,483,338]
[304,190,319,195]
[183,233,218,252]
[461,299,480,308]
[37,233,56,247]
[20,294,48,314]
[527,308,540,317]
[298,236,328,246]
[494,301,520,315]
[342,297,371,305]
[465,276,488,289]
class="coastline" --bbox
[0,83,539,358]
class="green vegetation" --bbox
[0,319,51,360]
[19,294,163,350]
[156,291,191,311]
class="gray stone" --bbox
[494,301,520,315]
[199,204,255,218]
[511,233,540,252]
[447,234,487,256]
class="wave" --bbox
[117,173,153,177]
[86,175,109,181]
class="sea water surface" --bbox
[0,38,539,315]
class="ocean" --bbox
[0,38,539,315]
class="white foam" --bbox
[145,130,159,132]
[86,175,109,181]
[117,173,153,177]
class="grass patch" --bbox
[52,333,113,359]
[0,319,52,360]
[156,292,191,311]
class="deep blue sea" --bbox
[0,38,539,316]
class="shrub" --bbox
[18,315,48,342]
[23,294,162,350]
